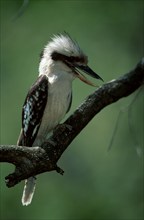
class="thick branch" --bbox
[0,59,144,187]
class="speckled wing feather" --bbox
[17,75,48,147]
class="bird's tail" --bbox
[21,176,36,206]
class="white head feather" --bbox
[39,33,86,76]
[45,33,85,57]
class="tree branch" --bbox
[0,59,144,188]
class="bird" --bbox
[17,33,103,206]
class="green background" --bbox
[0,0,143,219]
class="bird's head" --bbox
[39,33,103,86]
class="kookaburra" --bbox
[17,33,103,206]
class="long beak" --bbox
[74,64,103,86]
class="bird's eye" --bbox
[67,56,75,62]
[67,56,85,63]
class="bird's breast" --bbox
[33,79,72,146]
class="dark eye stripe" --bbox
[51,51,85,63]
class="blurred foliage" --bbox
[0,0,144,219]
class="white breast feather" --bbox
[33,72,72,146]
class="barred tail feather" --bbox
[21,177,36,206]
